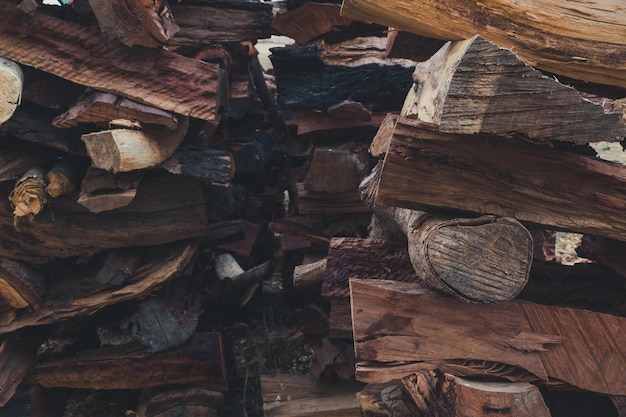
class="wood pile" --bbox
[0,0,624,416]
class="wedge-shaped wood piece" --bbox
[26,332,227,391]
[82,117,188,173]
[271,3,351,44]
[374,119,626,242]
[0,241,196,334]
[0,57,23,124]
[402,371,550,417]
[351,279,626,395]
[341,0,626,89]
[88,0,179,48]
[53,91,179,130]
[0,258,46,310]
[402,36,626,144]
[0,3,220,120]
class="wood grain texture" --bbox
[272,3,351,44]
[402,36,626,144]
[0,1,220,120]
[350,279,626,395]
[0,57,23,124]
[375,119,626,242]
[341,0,626,89]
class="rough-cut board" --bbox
[0,1,221,120]
[271,3,352,44]
[340,0,626,89]
[26,332,227,390]
[350,279,626,395]
[374,118,626,242]
[0,176,211,264]
[0,241,197,335]
[402,36,626,144]
[402,371,551,417]
[0,57,23,124]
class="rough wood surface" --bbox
[26,332,227,390]
[271,3,351,44]
[77,168,142,213]
[0,2,221,120]
[386,30,445,62]
[0,139,58,183]
[402,36,626,144]
[53,91,179,130]
[88,0,179,48]
[350,279,626,395]
[136,387,224,417]
[402,371,551,417]
[82,116,188,173]
[0,56,23,124]
[0,241,197,335]
[340,0,626,89]
[0,258,46,310]
[0,332,41,406]
[159,144,234,183]
[45,155,89,198]
[374,118,626,242]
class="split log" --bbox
[271,3,351,44]
[340,0,626,89]
[159,145,234,183]
[293,258,327,290]
[82,116,189,173]
[0,258,46,310]
[9,166,46,227]
[77,168,143,213]
[0,3,222,120]
[136,387,224,417]
[0,241,197,334]
[26,332,227,391]
[45,155,89,198]
[0,57,23,124]
[356,381,419,417]
[0,331,41,406]
[386,30,445,62]
[350,278,626,395]
[261,373,363,417]
[402,371,550,417]
[170,1,272,45]
[53,91,179,130]
[88,0,179,48]
[401,36,626,144]
[0,175,214,263]
[372,118,626,242]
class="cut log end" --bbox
[0,57,23,124]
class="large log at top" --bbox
[0,1,221,120]
[402,35,626,144]
[350,279,626,395]
[340,0,626,89]
[372,118,626,242]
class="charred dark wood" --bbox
[159,145,234,183]
[94,247,142,286]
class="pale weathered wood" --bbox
[351,279,626,395]
[0,56,23,124]
[0,3,221,120]
[53,91,179,130]
[0,258,45,310]
[367,207,533,303]
[77,168,142,213]
[402,371,551,417]
[341,0,626,89]
[294,258,327,290]
[402,36,626,144]
[272,3,351,44]
[88,0,179,48]
[26,332,227,390]
[82,116,189,173]
[374,118,626,242]
[0,241,196,335]
[369,113,397,157]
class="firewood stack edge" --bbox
[0,0,624,416]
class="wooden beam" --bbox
[402,36,626,144]
[0,2,221,120]
[373,118,626,242]
[350,279,626,395]
[340,0,626,89]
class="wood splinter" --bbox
[10,167,47,229]
[213,253,274,307]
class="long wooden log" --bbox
[340,0,626,89]
[402,35,626,144]
[373,118,626,242]
[0,1,221,120]
[350,279,626,395]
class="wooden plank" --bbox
[341,0,626,89]
[0,1,221,120]
[374,119,626,242]
[350,279,626,395]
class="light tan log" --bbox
[293,258,327,290]
[82,117,188,173]
[88,0,179,48]
[402,371,551,417]
[0,57,22,124]
[401,35,626,144]
[341,0,626,89]
[45,156,89,198]
[351,279,626,395]
[9,167,46,228]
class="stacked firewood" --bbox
[0,0,625,416]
